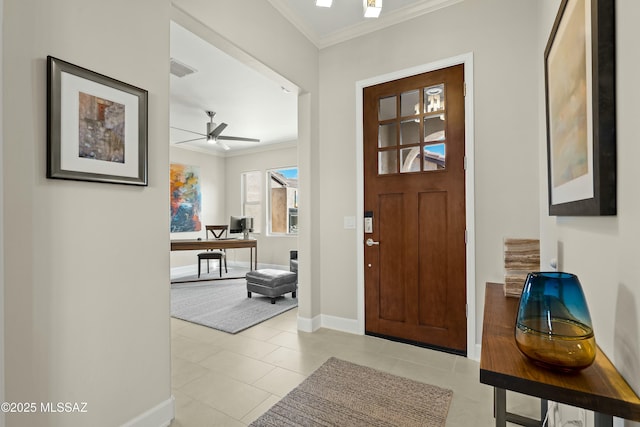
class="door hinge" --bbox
[465,229,468,244]
[464,156,467,170]
[463,82,466,97]
[466,303,468,318]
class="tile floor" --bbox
[170,308,539,426]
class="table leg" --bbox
[594,413,613,427]
[495,388,507,427]
[493,387,544,427]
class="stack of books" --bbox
[503,238,540,298]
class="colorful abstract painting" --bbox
[170,163,202,232]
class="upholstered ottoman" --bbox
[246,269,297,304]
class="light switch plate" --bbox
[344,216,356,229]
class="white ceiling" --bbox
[170,0,461,154]
[169,21,298,154]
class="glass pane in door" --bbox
[400,147,421,173]
[400,119,419,145]
[424,115,445,142]
[424,84,445,113]
[423,143,446,171]
[378,123,397,148]
[400,89,420,117]
[379,96,397,121]
[378,151,397,175]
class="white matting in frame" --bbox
[59,72,140,178]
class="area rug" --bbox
[170,279,297,334]
[250,357,453,427]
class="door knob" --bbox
[366,238,380,247]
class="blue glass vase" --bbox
[514,272,596,371]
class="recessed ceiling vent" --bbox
[170,58,197,78]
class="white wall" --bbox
[170,146,226,268]
[539,0,640,412]
[319,0,540,339]
[3,1,172,426]
[225,144,298,267]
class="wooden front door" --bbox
[363,64,467,354]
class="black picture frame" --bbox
[47,56,148,186]
[544,0,616,216]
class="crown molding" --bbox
[268,0,463,49]
[224,140,298,158]
[172,140,298,158]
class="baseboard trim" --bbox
[320,314,360,334]
[120,396,174,427]
[297,314,321,332]
[297,314,360,335]
[470,343,481,362]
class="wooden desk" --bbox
[480,282,640,427]
[170,239,257,279]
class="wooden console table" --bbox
[170,239,257,282]
[480,282,640,427]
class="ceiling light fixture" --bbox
[316,0,332,7]
[363,0,382,18]
[206,134,230,150]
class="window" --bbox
[377,83,447,175]
[241,171,262,233]
[268,167,298,235]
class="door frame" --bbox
[355,53,478,360]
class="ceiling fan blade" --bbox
[174,137,205,144]
[217,135,261,142]
[216,140,231,151]
[170,126,207,137]
[209,123,228,139]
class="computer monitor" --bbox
[230,216,254,239]
[230,216,244,234]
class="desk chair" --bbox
[197,225,228,278]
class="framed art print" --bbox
[47,56,148,186]
[544,0,616,215]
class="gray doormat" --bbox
[251,357,453,426]
[171,279,297,334]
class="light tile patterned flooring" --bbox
[170,308,539,426]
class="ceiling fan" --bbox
[171,110,260,151]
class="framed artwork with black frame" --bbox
[544,0,616,216]
[47,56,148,186]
